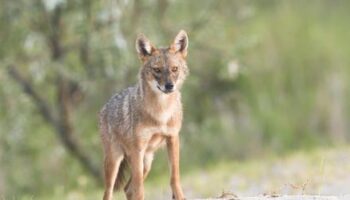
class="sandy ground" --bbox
[146,147,350,200]
[190,195,350,200]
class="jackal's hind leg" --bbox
[143,153,154,180]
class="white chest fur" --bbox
[152,105,175,124]
[140,90,181,138]
[146,93,179,124]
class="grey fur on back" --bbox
[100,84,143,136]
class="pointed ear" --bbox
[171,30,188,57]
[135,33,155,59]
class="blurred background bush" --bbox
[0,0,349,198]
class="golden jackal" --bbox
[99,30,189,200]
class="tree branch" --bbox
[7,66,57,125]
[7,66,102,184]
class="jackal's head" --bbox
[136,30,189,94]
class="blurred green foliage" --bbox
[0,0,350,198]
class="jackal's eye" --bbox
[153,68,161,73]
[171,66,178,72]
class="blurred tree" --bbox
[0,0,350,197]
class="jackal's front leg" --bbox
[166,135,185,200]
[125,149,145,200]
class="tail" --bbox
[114,159,128,191]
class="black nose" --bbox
[165,83,174,90]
